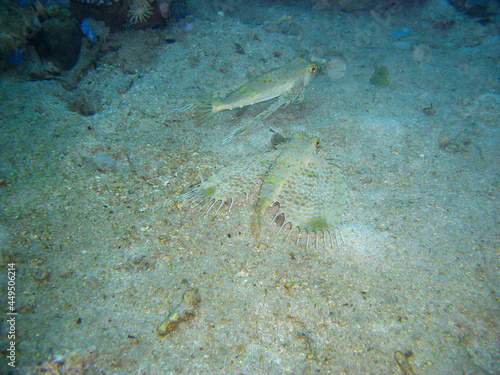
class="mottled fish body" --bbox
[211,58,315,113]
[177,132,346,248]
[251,133,320,242]
[193,57,317,141]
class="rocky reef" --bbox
[0,0,188,71]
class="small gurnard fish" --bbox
[186,57,317,143]
[177,133,346,248]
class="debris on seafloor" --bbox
[234,42,245,54]
[157,288,201,336]
[422,103,436,115]
[438,130,474,154]
[394,350,416,375]
[37,347,98,374]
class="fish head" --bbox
[287,58,317,86]
[302,62,317,86]
[291,132,320,155]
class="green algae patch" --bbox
[370,66,389,87]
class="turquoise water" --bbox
[0,0,498,373]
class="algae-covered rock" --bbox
[370,66,389,87]
[32,8,81,70]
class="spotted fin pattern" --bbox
[177,133,346,248]
[274,156,346,248]
[178,151,278,214]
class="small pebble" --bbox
[92,153,116,172]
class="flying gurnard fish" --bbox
[175,57,317,143]
[176,133,347,248]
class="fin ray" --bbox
[223,97,288,144]
[194,94,217,126]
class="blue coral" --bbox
[80,20,97,42]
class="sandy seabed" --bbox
[0,0,498,373]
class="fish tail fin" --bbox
[194,94,217,126]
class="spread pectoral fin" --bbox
[177,151,279,212]
[275,156,346,247]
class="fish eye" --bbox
[315,139,320,147]
[309,64,317,73]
